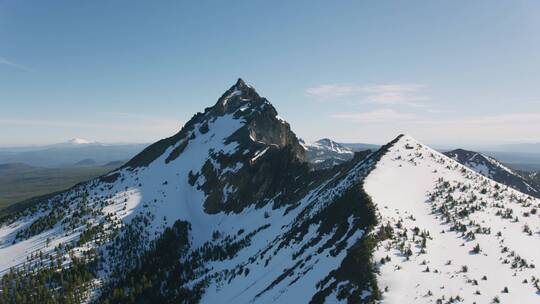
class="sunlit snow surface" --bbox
[366,135,540,303]
[0,113,244,273]
[0,110,376,303]
[1,127,539,303]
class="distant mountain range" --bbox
[0,139,147,167]
[444,149,540,198]
[2,137,538,172]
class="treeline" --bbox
[0,251,97,304]
[98,220,199,303]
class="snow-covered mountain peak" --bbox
[314,138,353,153]
[112,80,306,216]
[67,138,93,144]
[366,134,540,303]
[393,133,419,144]
[123,79,304,170]
[47,138,102,148]
[315,138,334,145]
[59,138,100,146]
[214,78,266,113]
[301,137,356,169]
[208,79,300,152]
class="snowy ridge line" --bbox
[366,135,540,303]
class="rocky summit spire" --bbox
[234,77,248,89]
[123,79,305,170]
[212,79,306,162]
[214,78,262,113]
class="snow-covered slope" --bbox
[0,79,385,303]
[0,80,538,303]
[366,136,540,303]
[301,138,356,169]
[444,148,540,198]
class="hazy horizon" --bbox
[1,134,539,154]
[2,1,539,147]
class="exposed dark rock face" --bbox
[118,79,309,214]
[216,78,305,162]
[196,147,310,214]
[125,79,304,169]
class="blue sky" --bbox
[1,1,539,147]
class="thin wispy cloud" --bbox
[0,113,184,145]
[101,111,184,127]
[306,83,429,107]
[0,57,33,72]
[333,110,540,125]
[441,113,540,126]
[0,114,182,132]
[331,109,540,143]
[332,108,419,123]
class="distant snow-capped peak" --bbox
[301,137,355,169]
[45,138,102,148]
[66,138,98,145]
